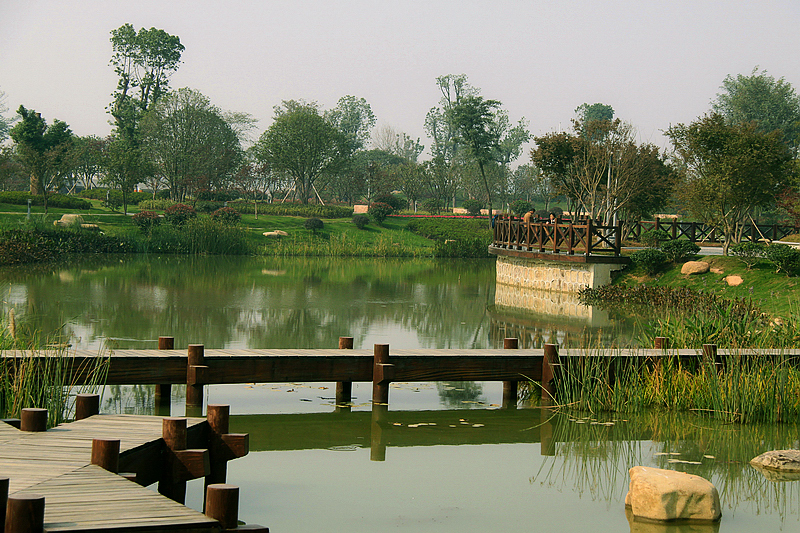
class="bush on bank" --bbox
[228,201,353,219]
[0,192,92,210]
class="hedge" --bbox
[0,191,92,210]
[228,201,353,218]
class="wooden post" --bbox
[703,343,722,370]
[654,337,669,350]
[20,408,47,432]
[541,344,559,406]
[75,393,99,420]
[502,338,519,409]
[186,344,207,409]
[0,476,8,527]
[159,417,188,504]
[336,337,354,409]
[156,337,174,412]
[205,404,229,509]
[91,438,120,473]
[370,403,388,462]
[205,484,239,529]
[5,493,45,533]
[372,344,392,406]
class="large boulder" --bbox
[625,466,721,522]
[750,449,800,473]
[681,261,710,275]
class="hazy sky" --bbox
[2,0,799,158]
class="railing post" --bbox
[336,337,354,410]
[75,393,100,420]
[585,219,593,257]
[5,493,45,533]
[542,344,559,406]
[502,338,519,409]
[372,344,392,406]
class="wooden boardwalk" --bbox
[0,414,221,532]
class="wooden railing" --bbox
[492,215,622,256]
[624,218,800,244]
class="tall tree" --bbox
[372,125,424,162]
[0,89,13,142]
[254,100,351,204]
[9,106,74,211]
[448,95,502,225]
[712,68,800,155]
[575,103,614,126]
[69,135,106,191]
[667,113,793,254]
[324,95,376,151]
[140,88,245,202]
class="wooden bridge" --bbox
[491,215,623,258]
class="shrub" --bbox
[630,248,667,275]
[195,200,225,213]
[433,238,490,258]
[164,203,197,226]
[352,214,370,229]
[422,198,444,215]
[372,193,406,212]
[138,198,175,211]
[303,217,324,234]
[103,194,122,211]
[368,202,393,225]
[462,199,484,216]
[131,210,161,233]
[729,242,766,270]
[407,218,492,242]
[549,206,564,218]
[641,228,670,248]
[764,243,800,276]
[509,200,534,216]
[0,191,92,210]
[660,240,700,263]
[227,201,353,218]
[210,206,241,225]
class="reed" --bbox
[259,233,424,257]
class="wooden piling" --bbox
[205,484,239,529]
[91,438,120,474]
[0,476,8,527]
[20,408,47,432]
[703,343,722,370]
[5,493,45,533]
[370,403,389,462]
[75,393,100,420]
[372,344,393,405]
[205,404,230,507]
[336,337,354,409]
[502,338,519,409]
[159,417,188,504]
[156,336,174,411]
[654,337,669,350]
[186,344,207,409]
[541,344,559,406]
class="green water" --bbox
[1,255,797,532]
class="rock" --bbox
[750,449,800,472]
[710,267,724,274]
[54,214,85,227]
[625,466,721,522]
[263,230,289,237]
[723,275,743,286]
[681,261,710,275]
[625,507,721,532]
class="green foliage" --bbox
[0,191,91,210]
[80,188,151,204]
[303,217,324,234]
[368,202,393,225]
[194,201,225,213]
[0,226,130,266]
[433,238,489,258]
[372,192,406,212]
[351,214,369,229]
[406,217,492,242]
[509,199,534,215]
[164,203,197,226]
[103,194,122,211]
[763,243,800,276]
[138,217,250,255]
[729,241,766,270]
[210,207,241,225]
[227,201,352,218]
[138,198,175,210]
[421,198,445,215]
[131,210,161,232]
[461,199,484,216]
[629,248,667,275]
[0,230,58,265]
[660,240,700,263]
[641,228,670,248]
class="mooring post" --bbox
[75,393,100,420]
[159,417,188,504]
[372,344,393,406]
[539,409,556,456]
[156,336,174,412]
[336,336,354,410]
[541,344,559,406]
[186,344,208,411]
[502,338,519,409]
[205,484,239,529]
[5,493,45,533]
[20,408,47,432]
[370,403,389,462]
[91,438,120,474]
[0,476,8,527]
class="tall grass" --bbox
[259,233,426,257]
[0,315,110,427]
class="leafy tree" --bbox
[140,88,245,202]
[324,95,376,151]
[712,68,800,154]
[9,106,74,211]
[396,161,426,212]
[255,100,352,204]
[448,95,503,226]
[423,156,459,213]
[575,103,614,129]
[0,89,13,142]
[69,135,106,192]
[233,150,290,218]
[667,113,794,254]
[372,125,424,162]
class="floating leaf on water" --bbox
[472,424,484,428]
[408,424,420,428]
[490,404,500,407]
[299,398,312,402]
[668,459,702,465]
[703,455,716,459]
[601,422,615,426]
[393,423,402,426]
[460,421,470,425]
[449,425,457,428]
[574,420,586,424]
[328,445,359,452]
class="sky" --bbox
[1,0,799,160]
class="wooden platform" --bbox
[1,414,220,532]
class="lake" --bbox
[1,255,797,532]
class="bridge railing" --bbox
[492,215,622,257]
[623,218,800,243]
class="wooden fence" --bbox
[624,218,800,244]
[492,215,622,256]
